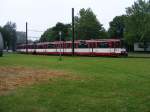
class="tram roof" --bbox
[18,39,121,46]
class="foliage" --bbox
[40,8,108,42]
[0,54,150,112]
[0,22,17,51]
[52,23,71,41]
[108,15,127,38]
[75,8,108,40]
[40,28,53,42]
[40,22,71,42]
[0,26,9,49]
[124,0,150,44]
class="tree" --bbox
[40,28,53,42]
[52,23,71,41]
[75,8,107,40]
[124,0,150,48]
[40,22,71,42]
[2,22,17,51]
[0,26,9,49]
[108,15,127,38]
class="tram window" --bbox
[109,42,114,48]
[89,42,96,48]
[78,41,88,48]
[66,43,71,48]
[59,44,62,48]
[32,45,36,49]
[37,45,44,49]
[115,42,121,48]
[29,45,32,49]
[28,45,30,49]
[75,43,79,48]
[99,42,109,48]
[48,44,55,48]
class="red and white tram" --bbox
[17,39,128,57]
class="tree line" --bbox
[40,8,108,42]
[109,0,150,50]
[0,0,149,51]
[40,0,150,51]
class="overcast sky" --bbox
[0,0,136,39]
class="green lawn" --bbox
[0,53,150,112]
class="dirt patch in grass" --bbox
[0,66,81,94]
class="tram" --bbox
[17,39,128,57]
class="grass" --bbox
[0,53,150,112]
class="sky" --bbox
[0,0,136,40]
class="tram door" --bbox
[59,42,64,55]
[113,41,121,54]
[89,42,94,56]
[78,41,89,56]
[113,41,117,54]
[110,42,116,54]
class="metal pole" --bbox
[59,31,62,61]
[72,8,75,56]
[26,22,28,53]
